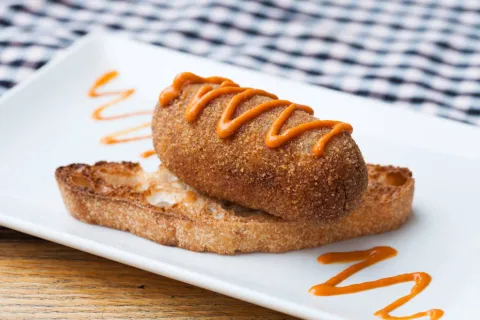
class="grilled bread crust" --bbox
[56,162,413,255]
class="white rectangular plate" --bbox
[0,32,479,320]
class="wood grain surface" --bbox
[0,227,296,319]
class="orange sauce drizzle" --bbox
[309,246,444,320]
[88,70,154,158]
[139,149,156,159]
[159,72,353,156]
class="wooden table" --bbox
[0,227,296,319]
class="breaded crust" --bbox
[152,82,368,222]
[55,162,413,255]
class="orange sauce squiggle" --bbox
[309,246,444,320]
[88,71,154,158]
[159,72,353,157]
[139,149,157,158]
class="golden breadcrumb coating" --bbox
[152,83,368,221]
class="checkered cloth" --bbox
[1,0,479,125]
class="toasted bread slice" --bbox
[55,162,413,255]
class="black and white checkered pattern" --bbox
[1,0,479,125]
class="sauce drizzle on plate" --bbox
[310,246,443,320]
[88,71,154,158]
